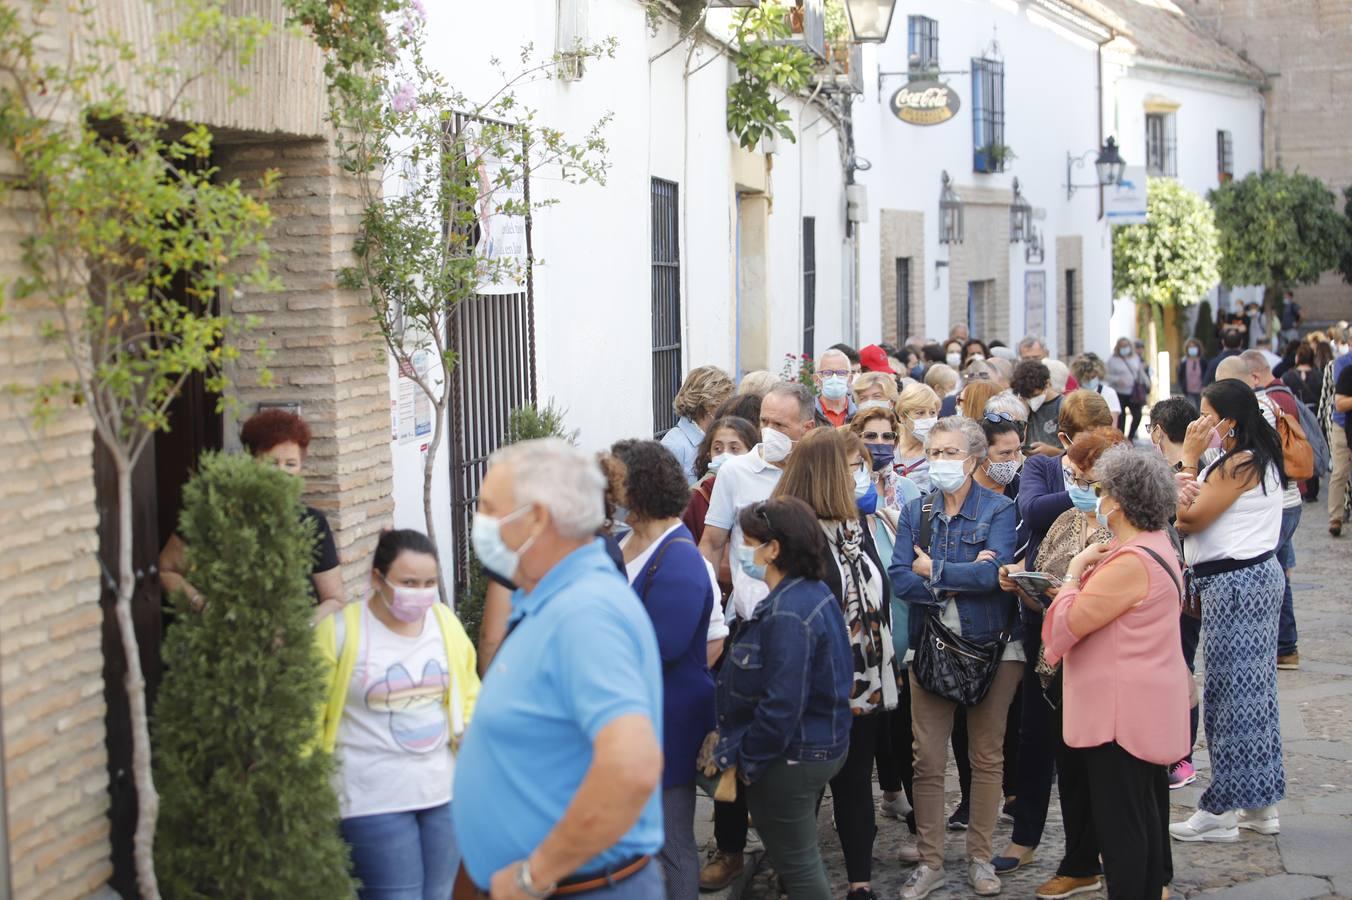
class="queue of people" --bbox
[163,318,1348,900]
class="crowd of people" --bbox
[185,315,1352,900]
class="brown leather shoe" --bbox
[1277,651,1300,670]
[1035,875,1104,899]
[1332,519,1343,537]
[698,851,744,891]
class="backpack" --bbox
[1262,385,1328,479]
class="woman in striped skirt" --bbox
[1170,379,1287,842]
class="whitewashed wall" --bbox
[391,0,850,569]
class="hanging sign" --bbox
[890,80,961,126]
[1106,166,1149,226]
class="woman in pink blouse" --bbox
[1042,445,1190,900]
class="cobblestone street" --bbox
[697,505,1352,899]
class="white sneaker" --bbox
[1169,809,1239,842]
[880,793,913,819]
[898,832,920,865]
[899,865,946,900]
[1238,805,1280,834]
[968,858,1002,896]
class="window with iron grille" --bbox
[1146,112,1177,177]
[802,217,816,358]
[651,178,682,438]
[1064,268,1078,358]
[1217,129,1233,183]
[896,258,911,345]
[908,16,938,72]
[971,58,1005,173]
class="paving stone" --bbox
[1279,814,1352,879]
[1196,873,1331,900]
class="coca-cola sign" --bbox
[890,80,960,126]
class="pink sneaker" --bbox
[1168,760,1197,790]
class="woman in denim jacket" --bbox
[711,497,853,900]
[888,417,1023,900]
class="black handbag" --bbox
[909,492,1016,706]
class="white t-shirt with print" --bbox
[334,602,455,819]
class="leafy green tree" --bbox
[286,0,611,602]
[1114,177,1221,310]
[727,3,815,149]
[155,453,354,898]
[0,3,276,894]
[1339,185,1352,286]
[1210,169,1347,298]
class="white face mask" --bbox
[946,352,962,367]
[761,427,794,463]
[1028,395,1046,412]
[911,417,938,440]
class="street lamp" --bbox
[843,0,898,43]
[1009,177,1033,243]
[940,170,964,245]
[1066,136,1126,200]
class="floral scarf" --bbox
[828,519,899,715]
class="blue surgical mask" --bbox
[1095,495,1116,529]
[1119,346,1132,357]
[929,458,969,494]
[1187,346,1199,358]
[471,506,535,581]
[1068,485,1098,511]
[856,483,879,515]
[1086,378,1101,393]
[735,543,767,581]
[868,444,896,472]
[821,375,850,401]
[708,452,732,474]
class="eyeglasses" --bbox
[1062,468,1102,492]
[925,448,971,462]
[818,369,850,378]
[861,431,898,442]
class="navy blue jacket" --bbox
[889,482,1021,646]
[630,525,716,789]
[713,576,852,782]
[1017,454,1073,594]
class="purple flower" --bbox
[411,0,427,19]
[391,82,416,113]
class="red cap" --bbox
[859,344,897,374]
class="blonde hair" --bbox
[852,371,899,405]
[897,382,940,418]
[673,366,735,419]
[736,370,779,398]
[924,363,958,396]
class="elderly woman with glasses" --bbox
[889,417,1022,900]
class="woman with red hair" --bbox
[159,409,345,618]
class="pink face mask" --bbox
[383,578,438,622]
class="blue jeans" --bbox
[340,802,458,900]
[1276,505,1301,655]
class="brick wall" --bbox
[947,188,1014,345]
[1189,0,1352,324]
[217,140,394,595]
[0,173,113,900]
[879,210,926,344]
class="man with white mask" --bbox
[814,347,857,427]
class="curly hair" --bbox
[1010,360,1050,398]
[240,409,312,457]
[693,416,760,480]
[1070,352,1107,385]
[610,439,692,522]
[673,366,735,420]
[1096,445,1176,532]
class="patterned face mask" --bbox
[984,458,1021,486]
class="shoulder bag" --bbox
[910,493,1017,706]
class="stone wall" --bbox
[948,185,1015,346]
[879,209,926,345]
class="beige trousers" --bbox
[1329,427,1351,523]
[909,660,1023,869]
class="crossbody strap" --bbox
[640,536,697,602]
[1136,545,1183,604]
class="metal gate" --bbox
[651,177,681,437]
[447,112,537,595]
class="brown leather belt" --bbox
[555,855,651,895]
[453,855,651,899]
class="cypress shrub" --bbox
[154,452,354,898]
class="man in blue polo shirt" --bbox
[454,438,665,899]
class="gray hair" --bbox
[924,363,958,394]
[765,381,816,424]
[1096,445,1176,532]
[1018,335,1046,355]
[1214,356,1250,382]
[1239,349,1272,377]
[927,415,989,462]
[984,390,1028,423]
[737,370,780,397]
[489,438,605,540]
[818,348,850,369]
[1044,359,1070,393]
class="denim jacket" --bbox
[713,577,852,783]
[888,482,1022,648]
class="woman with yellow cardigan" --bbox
[314,529,480,900]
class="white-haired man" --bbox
[455,439,665,899]
[814,347,857,427]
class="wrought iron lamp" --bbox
[1066,136,1125,200]
[843,0,897,43]
[940,170,964,245]
[1009,177,1033,243]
